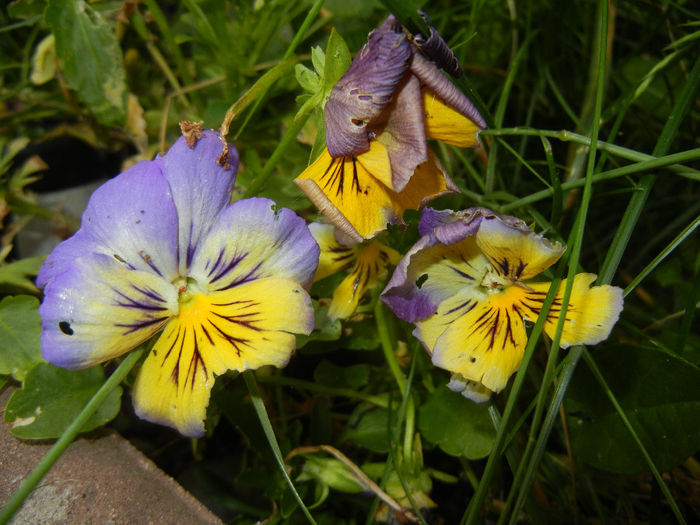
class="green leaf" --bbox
[4,362,122,439]
[295,63,321,93]
[311,45,326,76]
[566,344,700,474]
[0,256,44,293]
[45,0,127,126]
[0,295,43,381]
[298,456,364,494]
[313,360,370,389]
[341,406,392,453]
[418,385,496,459]
[7,0,45,19]
[320,28,351,93]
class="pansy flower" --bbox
[295,15,486,242]
[309,222,400,319]
[37,130,319,437]
[382,207,623,402]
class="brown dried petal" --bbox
[324,15,412,158]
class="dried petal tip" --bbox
[413,11,463,77]
[179,120,204,148]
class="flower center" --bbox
[480,267,512,293]
[173,276,204,305]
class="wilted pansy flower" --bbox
[37,130,319,437]
[309,222,400,319]
[295,15,486,242]
[382,207,623,402]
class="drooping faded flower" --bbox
[295,15,486,242]
[37,130,319,437]
[382,208,623,402]
[309,222,400,319]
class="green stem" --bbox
[243,371,316,525]
[598,55,700,285]
[374,301,407,395]
[624,213,700,297]
[501,148,700,212]
[374,300,416,462]
[0,349,145,524]
[479,128,700,178]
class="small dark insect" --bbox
[59,321,74,335]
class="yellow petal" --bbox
[476,217,565,281]
[521,273,624,348]
[295,144,456,241]
[328,241,401,319]
[132,277,313,436]
[309,223,356,281]
[423,88,481,148]
[407,235,490,314]
[425,284,530,393]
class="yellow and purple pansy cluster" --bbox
[37,14,624,438]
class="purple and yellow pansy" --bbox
[382,207,624,401]
[37,130,319,437]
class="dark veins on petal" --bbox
[159,325,208,391]
[112,284,170,334]
[487,255,528,280]
[206,299,267,357]
[321,157,366,198]
[207,250,249,284]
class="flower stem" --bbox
[0,348,145,524]
[243,371,316,525]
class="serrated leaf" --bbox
[418,385,495,459]
[0,256,44,293]
[566,344,700,474]
[45,0,127,126]
[0,295,43,380]
[314,359,370,389]
[4,362,122,439]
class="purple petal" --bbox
[377,75,428,192]
[40,253,177,369]
[410,53,487,129]
[382,208,488,322]
[38,159,180,286]
[324,15,412,158]
[158,129,238,274]
[418,207,459,236]
[189,197,319,292]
